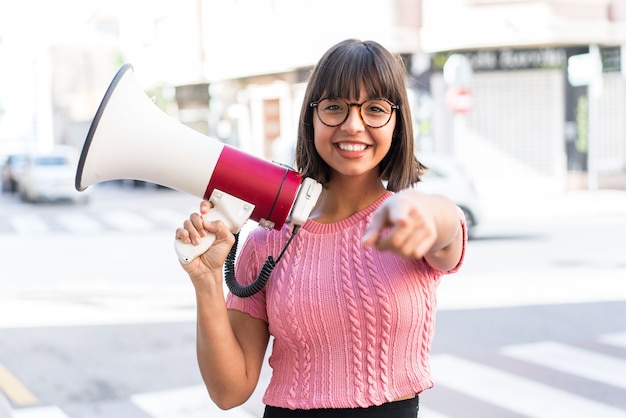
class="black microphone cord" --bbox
[224,225,301,298]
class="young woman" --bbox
[176,39,466,418]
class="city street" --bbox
[1,185,625,417]
[2,1,626,417]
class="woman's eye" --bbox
[323,102,344,112]
[365,100,391,114]
[366,105,387,114]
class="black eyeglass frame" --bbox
[310,98,400,128]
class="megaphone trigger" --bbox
[175,189,255,264]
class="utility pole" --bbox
[443,54,473,156]
[587,44,603,191]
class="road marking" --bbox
[4,209,185,235]
[12,406,70,418]
[55,213,103,233]
[599,332,626,349]
[419,407,450,418]
[0,364,38,406]
[430,354,626,418]
[100,211,154,232]
[8,215,49,234]
[131,384,256,418]
[502,340,626,389]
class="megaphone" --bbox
[76,64,322,295]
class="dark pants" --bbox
[263,396,419,418]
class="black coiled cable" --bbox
[224,225,300,298]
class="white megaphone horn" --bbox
[76,64,322,293]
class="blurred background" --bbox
[1,1,625,417]
[2,0,625,196]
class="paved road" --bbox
[1,187,625,417]
[0,184,198,236]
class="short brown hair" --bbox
[294,39,424,191]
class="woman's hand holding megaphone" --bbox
[174,189,255,268]
[175,200,235,272]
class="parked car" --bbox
[416,153,482,239]
[18,146,90,204]
[1,153,28,193]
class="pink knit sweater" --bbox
[226,192,466,410]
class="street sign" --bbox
[446,86,474,114]
[443,54,473,87]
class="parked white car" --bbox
[1,153,28,193]
[18,146,90,204]
[416,153,482,239]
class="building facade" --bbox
[191,0,626,195]
[37,0,626,196]
[418,0,626,194]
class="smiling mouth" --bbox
[336,143,368,152]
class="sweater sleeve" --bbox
[225,231,268,322]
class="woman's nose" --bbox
[342,106,365,131]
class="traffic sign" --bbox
[446,87,474,114]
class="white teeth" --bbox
[337,143,367,152]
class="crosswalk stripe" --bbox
[599,332,626,349]
[100,211,154,232]
[131,384,256,418]
[8,214,49,234]
[418,407,451,418]
[430,354,626,418]
[11,406,70,418]
[55,213,103,233]
[3,209,186,235]
[502,340,626,389]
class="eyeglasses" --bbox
[310,98,399,128]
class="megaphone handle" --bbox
[175,190,255,264]
[174,215,217,264]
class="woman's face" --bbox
[313,85,395,183]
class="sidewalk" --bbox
[439,188,626,310]
[479,189,626,224]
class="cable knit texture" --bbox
[226,192,467,410]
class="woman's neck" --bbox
[309,178,388,224]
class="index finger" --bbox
[362,203,390,246]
